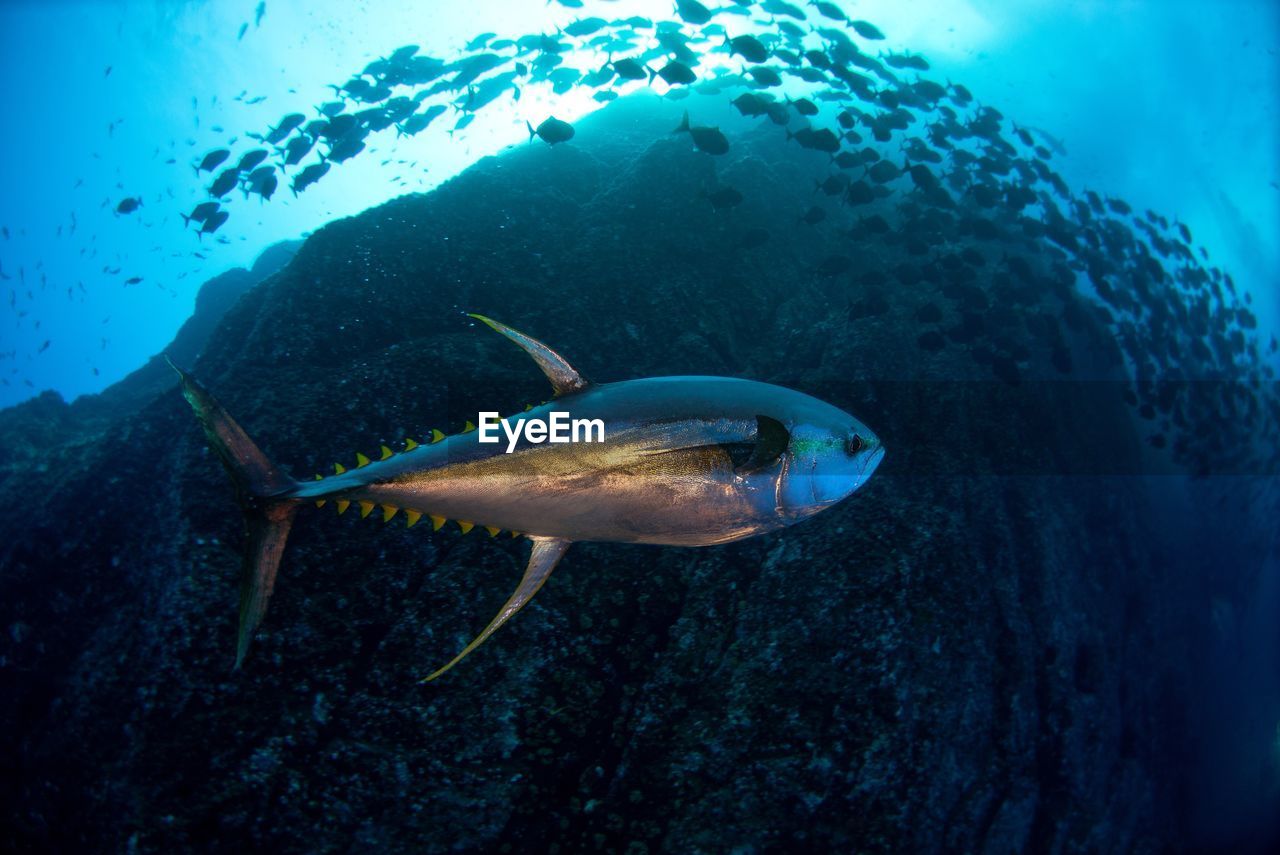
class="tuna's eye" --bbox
[846,435,864,455]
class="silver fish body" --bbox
[297,375,883,546]
[172,316,884,678]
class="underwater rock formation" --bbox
[0,96,1262,852]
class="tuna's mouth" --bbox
[857,445,885,488]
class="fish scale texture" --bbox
[0,97,1218,852]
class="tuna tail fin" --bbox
[166,357,299,669]
[526,119,536,142]
[674,110,690,134]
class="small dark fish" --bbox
[280,134,315,164]
[527,116,575,145]
[867,160,901,183]
[727,35,768,63]
[612,58,649,80]
[200,211,230,236]
[800,206,826,225]
[834,151,861,169]
[125,276,143,285]
[805,50,832,70]
[675,0,713,25]
[209,168,240,198]
[564,17,607,37]
[656,61,697,86]
[115,197,142,215]
[850,20,885,40]
[254,174,278,200]
[397,104,446,137]
[885,52,929,72]
[761,0,806,20]
[674,111,729,155]
[38,340,51,353]
[245,165,277,199]
[814,175,845,196]
[788,97,818,116]
[182,201,220,227]
[813,1,847,21]
[731,92,774,117]
[703,186,743,209]
[746,66,782,87]
[237,22,248,41]
[290,162,330,195]
[265,113,306,144]
[237,149,270,171]
[786,126,840,153]
[196,149,230,174]
[327,134,365,162]
[846,180,874,205]
[254,1,265,27]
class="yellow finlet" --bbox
[457,520,475,534]
[334,462,346,474]
[430,514,446,531]
[315,500,326,508]
[463,420,476,432]
[510,530,521,538]
[336,499,351,515]
[485,526,500,537]
[430,429,445,443]
[359,501,374,518]
[404,437,419,451]
[313,474,323,480]
[379,445,393,460]
[524,404,532,411]
[404,509,422,528]
[356,452,371,468]
[382,504,399,521]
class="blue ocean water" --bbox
[0,0,1277,851]
[0,0,1275,406]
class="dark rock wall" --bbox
[0,97,1226,852]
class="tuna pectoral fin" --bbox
[166,357,300,669]
[423,536,571,682]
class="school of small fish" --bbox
[3,0,1276,478]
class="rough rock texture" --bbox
[0,96,1232,852]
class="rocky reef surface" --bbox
[0,96,1270,852]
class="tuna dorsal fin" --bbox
[422,536,572,681]
[468,314,589,396]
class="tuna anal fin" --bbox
[423,536,571,681]
[467,314,589,396]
